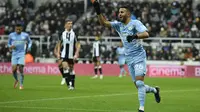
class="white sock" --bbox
[139,106,144,111]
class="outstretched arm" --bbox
[91,0,111,28]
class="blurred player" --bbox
[91,0,161,112]
[54,42,65,85]
[57,19,80,90]
[8,23,32,90]
[91,31,103,79]
[116,41,127,78]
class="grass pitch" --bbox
[0,75,200,112]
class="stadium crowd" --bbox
[0,0,200,62]
[80,0,200,37]
[0,0,200,37]
[0,41,199,62]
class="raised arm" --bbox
[91,0,111,28]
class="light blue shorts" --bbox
[126,57,147,82]
[11,56,25,65]
[118,57,126,65]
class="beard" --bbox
[119,18,126,23]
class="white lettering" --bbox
[0,65,12,73]
[24,66,46,74]
[150,67,185,76]
[47,66,60,74]
[195,68,200,76]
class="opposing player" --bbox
[116,41,127,77]
[91,32,103,79]
[57,19,80,90]
[91,1,161,112]
[54,42,65,85]
[8,23,32,90]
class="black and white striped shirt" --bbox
[93,40,100,57]
[60,30,78,59]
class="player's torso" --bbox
[93,41,100,57]
[117,47,125,58]
[117,21,146,60]
[60,31,76,59]
[10,32,27,55]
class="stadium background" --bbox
[0,0,200,112]
[0,0,199,76]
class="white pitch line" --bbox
[0,105,135,112]
[0,89,199,105]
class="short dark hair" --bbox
[15,23,22,27]
[120,5,131,12]
[65,19,73,23]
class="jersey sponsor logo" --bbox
[120,27,123,31]
[21,36,26,40]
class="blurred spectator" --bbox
[25,51,34,63]
[184,47,193,61]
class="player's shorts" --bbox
[62,58,74,65]
[11,56,25,65]
[93,56,100,62]
[118,57,126,65]
[126,56,146,82]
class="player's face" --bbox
[118,8,130,23]
[15,26,22,34]
[65,21,73,31]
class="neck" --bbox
[124,17,131,25]
[66,29,71,32]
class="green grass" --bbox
[0,75,200,112]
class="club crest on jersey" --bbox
[128,26,133,30]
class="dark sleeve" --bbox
[59,32,63,43]
[59,31,63,41]
[75,31,79,42]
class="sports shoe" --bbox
[68,86,74,90]
[14,80,18,88]
[19,86,24,90]
[91,75,98,79]
[154,86,161,103]
[99,75,103,79]
[61,78,65,85]
[118,75,122,78]
[138,109,144,112]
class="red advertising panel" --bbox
[0,63,199,77]
[148,65,187,77]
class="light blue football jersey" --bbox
[116,46,126,65]
[116,47,125,59]
[8,32,32,57]
[111,19,147,63]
